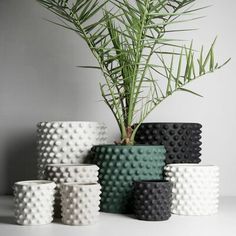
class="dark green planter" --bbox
[89,145,166,213]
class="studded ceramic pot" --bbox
[133,180,172,221]
[37,121,107,179]
[44,164,99,218]
[89,145,166,213]
[13,180,56,225]
[134,123,202,164]
[61,183,101,225]
[165,164,219,215]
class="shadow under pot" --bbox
[133,180,172,221]
[134,123,202,164]
[89,145,166,213]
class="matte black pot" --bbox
[133,180,172,221]
[134,123,202,164]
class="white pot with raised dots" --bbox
[61,183,101,225]
[164,164,219,216]
[13,180,56,225]
[37,121,107,179]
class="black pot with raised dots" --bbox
[134,123,202,164]
[133,180,172,221]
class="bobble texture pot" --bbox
[165,164,219,215]
[44,164,99,217]
[133,180,172,221]
[37,121,107,179]
[61,183,101,225]
[13,180,56,225]
[134,123,202,164]
[89,145,166,213]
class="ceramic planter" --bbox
[44,164,99,218]
[61,183,101,226]
[13,180,56,225]
[133,180,172,221]
[165,164,219,215]
[37,121,107,179]
[89,145,166,213]
[134,123,202,164]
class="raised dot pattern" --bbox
[133,181,172,221]
[164,165,219,215]
[134,123,202,164]
[37,122,107,179]
[61,184,101,225]
[90,145,166,213]
[13,182,56,225]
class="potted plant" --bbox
[36,0,229,213]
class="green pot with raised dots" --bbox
[89,145,166,213]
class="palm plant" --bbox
[37,0,230,145]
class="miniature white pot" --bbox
[13,180,56,225]
[61,183,101,226]
[165,164,219,216]
[37,121,107,179]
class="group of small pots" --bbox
[13,121,219,225]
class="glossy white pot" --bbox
[37,121,107,179]
[61,183,101,225]
[165,164,219,215]
[13,180,56,225]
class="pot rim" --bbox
[166,164,218,168]
[46,164,97,168]
[137,122,201,124]
[62,182,100,187]
[37,121,105,124]
[14,180,55,186]
[92,144,165,148]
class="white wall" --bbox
[0,0,235,195]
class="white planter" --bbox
[13,180,56,225]
[165,164,219,216]
[61,183,101,225]
[45,164,99,196]
[37,121,107,179]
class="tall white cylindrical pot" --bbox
[165,164,219,215]
[13,180,56,225]
[37,121,107,179]
[61,183,101,225]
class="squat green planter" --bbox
[89,145,166,213]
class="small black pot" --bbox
[133,180,172,221]
[134,123,202,164]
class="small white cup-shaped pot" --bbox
[164,164,219,216]
[61,183,101,226]
[13,180,56,225]
[37,121,107,179]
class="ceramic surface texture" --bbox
[134,123,202,164]
[89,145,166,213]
[37,121,107,179]
[165,164,219,215]
[13,180,56,225]
[133,180,172,221]
[61,183,101,225]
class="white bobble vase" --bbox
[61,183,101,226]
[13,180,56,225]
[37,121,107,179]
[165,164,219,216]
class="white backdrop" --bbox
[0,0,235,195]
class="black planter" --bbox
[134,123,202,164]
[133,180,172,221]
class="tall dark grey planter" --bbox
[134,123,202,164]
[133,180,172,221]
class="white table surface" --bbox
[0,196,235,236]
